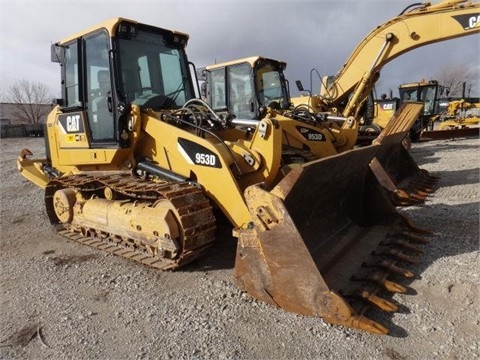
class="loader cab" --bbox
[205,57,290,120]
[398,80,440,138]
[52,19,194,148]
[399,80,440,117]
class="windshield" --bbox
[400,84,438,116]
[420,85,438,115]
[254,61,289,108]
[115,25,194,109]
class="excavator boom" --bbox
[290,0,479,119]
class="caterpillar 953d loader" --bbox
[18,18,432,334]
[201,56,431,206]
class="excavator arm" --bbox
[317,0,480,117]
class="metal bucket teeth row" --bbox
[369,156,439,206]
[341,230,431,331]
[371,102,440,206]
[235,144,434,335]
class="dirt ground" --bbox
[0,136,478,360]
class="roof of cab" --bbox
[205,56,287,71]
[58,17,189,44]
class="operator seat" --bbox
[91,70,114,140]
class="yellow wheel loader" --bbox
[18,18,433,335]
[437,99,480,130]
[371,81,480,141]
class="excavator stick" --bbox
[234,145,431,334]
[372,102,439,206]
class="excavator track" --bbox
[45,173,216,270]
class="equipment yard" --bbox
[1,136,478,359]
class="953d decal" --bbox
[296,126,326,142]
[177,138,222,168]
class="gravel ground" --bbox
[0,136,478,360]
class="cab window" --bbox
[85,31,115,141]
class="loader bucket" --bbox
[234,145,431,334]
[372,102,439,205]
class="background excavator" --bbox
[292,0,480,121]
[17,18,433,335]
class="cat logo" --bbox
[452,13,480,30]
[67,115,80,132]
[58,113,84,134]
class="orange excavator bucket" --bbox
[234,144,431,334]
[371,102,439,205]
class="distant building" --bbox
[0,102,52,125]
[0,103,52,137]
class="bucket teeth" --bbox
[350,315,389,335]
[373,248,420,263]
[358,288,399,312]
[409,191,428,200]
[401,231,431,244]
[392,190,424,206]
[413,189,430,197]
[351,271,407,293]
[380,278,407,294]
[362,259,415,278]
[392,191,413,206]
[383,239,424,253]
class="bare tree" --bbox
[6,80,53,124]
[434,64,477,98]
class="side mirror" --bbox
[51,44,64,63]
[200,82,207,99]
[295,80,304,92]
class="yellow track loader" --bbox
[202,56,434,206]
[18,18,432,334]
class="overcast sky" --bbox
[1,0,479,100]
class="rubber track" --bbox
[47,173,216,270]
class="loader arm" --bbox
[317,0,480,117]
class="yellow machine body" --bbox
[17,17,435,334]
